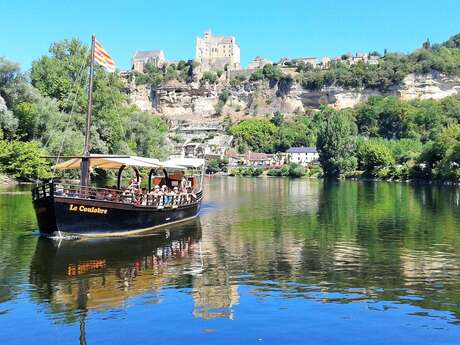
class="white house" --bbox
[286,147,319,166]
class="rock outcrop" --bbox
[127,72,460,124]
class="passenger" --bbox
[149,185,161,206]
[180,176,188,192]
[187,186,197,202]
[104,189,113,201]
[127,178,135,190]
[162,185,171,205]
[172,186,180,206]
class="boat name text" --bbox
[69,204,108,214]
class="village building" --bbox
[293,57,319,67]
[286,147,319,166]
[225,148,242,167]
[275,57,291,67]
[132,50,165,72]
[244,152,275,167]
[320,56,331,69]
[195,30,240,71]
[247,56,272,70]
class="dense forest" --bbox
[0,39,168,181]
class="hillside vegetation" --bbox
[0,39,168,180]
[230,93,460,181]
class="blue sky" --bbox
[1,0,459,70]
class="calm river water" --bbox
[1,178,460,344]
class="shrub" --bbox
[288,163,305,177]
[206,158,228,174]
[201,71,218,84]
[0,139,51,180]
[280,165,290,176]
[249,69,264,81]
[307,165,323,177]
[267,168,282,176]
[252,167,264,176]
[231,166,263,177]
[357,139,395,177]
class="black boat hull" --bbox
[33,194,202,237]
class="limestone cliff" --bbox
[127,72,460,124]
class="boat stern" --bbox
[32,183,58,236]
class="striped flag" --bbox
[94,39,116,73]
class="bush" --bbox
[201,71,218,84]
[288,163,305,177]
[219,90,230,104]
[0,139,51,180]
[307,164,323,177]
[280,165,290,176]
[252,167,264,176]
[267,168,282,176]
[249,69,264,81]
[357,139,395,177]
[206,158,228,174]
[231,166,263,177]
[268,163,305,177]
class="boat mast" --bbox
[80,35,96,187]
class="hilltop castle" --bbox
[195,30,240,71]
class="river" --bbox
[1,177,460,344]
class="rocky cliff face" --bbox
[127,72,460,124]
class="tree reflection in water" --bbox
[1,179,460,344]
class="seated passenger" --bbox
[187,186,197,202]
[180,176,188,192]
[172,186,181,205]
[149,185,162,205]
[162,185,172,205]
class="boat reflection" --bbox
[29,219,202,316]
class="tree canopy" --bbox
[0,39,169,180]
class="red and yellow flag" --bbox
[94,39,116,73]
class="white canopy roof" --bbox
[164,158,205,169]
[53,155,163,170]
[52,154,192,171]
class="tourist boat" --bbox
[31,36,205,238]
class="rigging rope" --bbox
[42,59,88,150]
[50,70,89,179]
[103,72,126,146]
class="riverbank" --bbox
[0,174,16,185]
[219,170,460,186]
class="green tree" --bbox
[277,115,317,151]
[201,71,218,84]
[249,69,264,81]
[0,139,51,180]
[262,64,283,81]
[316,107,358,177]
[29,39,168,158]
[270,111,284,127]
[357,139,395,177]
[229,119,278,153]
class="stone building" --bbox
[247,56,272,70]
[286,147,319,166]
[195,30,240,71]
[132,50,165,72]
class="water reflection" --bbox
[29,220,202,320]
[1,179,460,344]
[200,178,460,322]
